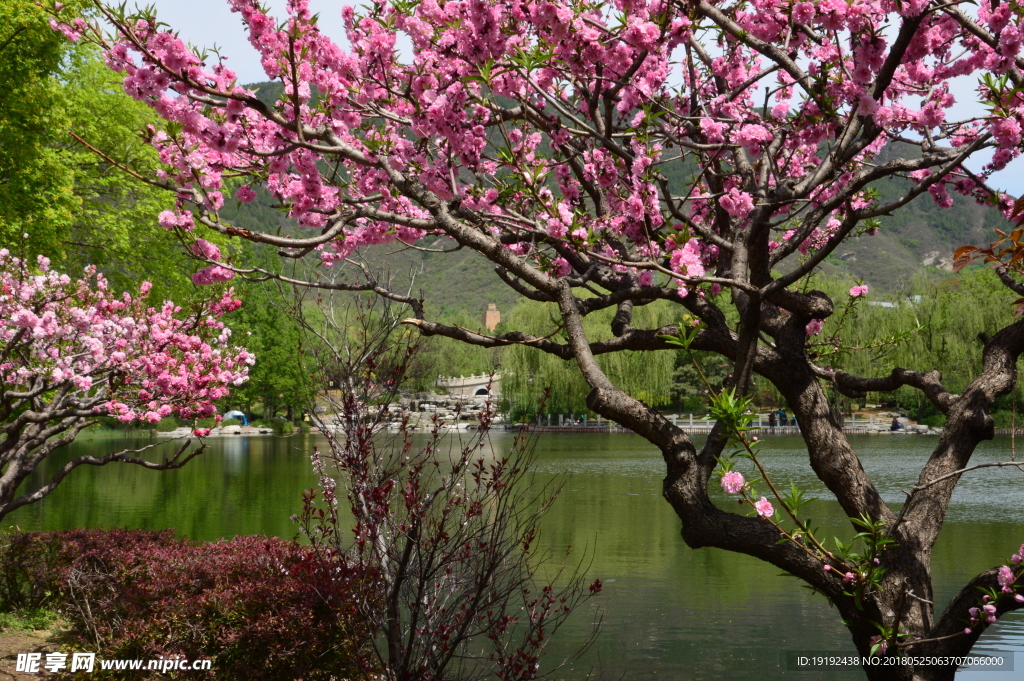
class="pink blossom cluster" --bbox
[189,239,236,286]
[44,0,1024,307]
[997,565,1019,595]
[0,251,253,423]
[968,599,1000,627]
[964,563,1024,633]
[849,285,869,298]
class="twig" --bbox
[895,630,968,648]
[67,131,178,193]
[911,461,1024,493]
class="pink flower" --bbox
[732,124,773,155]
[754,496,774,518]
[193,428,211,437]
[849,285,869,298]
[792,1,815,23]
[0,252,251,435]
[999,565,1016,593]
[11,309,39,328]
[236,185,257,203]
[550,257,572,278]
[805,319,823,336]
[622,18,660,50]
[721,471,745,494]
[669,238,706,279]
[857,95,879,115]
[191,239,222,262]
[719,188,756,219]
[158,210,179,229]
[992,117,1023,148]
[191,266,235,286]
[700,118,727,144]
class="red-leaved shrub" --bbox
[0,529,369,680]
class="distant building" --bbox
[482,303,500,331]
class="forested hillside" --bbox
[227,84,1013,315]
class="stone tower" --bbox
[482,303,500,331]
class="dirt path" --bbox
[0,630,60,680]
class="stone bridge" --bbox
[434,373,502,399]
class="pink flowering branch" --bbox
[0,250,252,520]
[40,0,1024,672]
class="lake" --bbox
[5,431,1023,680]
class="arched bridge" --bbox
[434,373,502,399]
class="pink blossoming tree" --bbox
[0,249,253,520]
[47,0,1024,675]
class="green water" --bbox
[5,431,1024,680]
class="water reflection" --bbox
[4,432,1023,679]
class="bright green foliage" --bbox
[56,50,195,300]
[227,280,317,420]
[502,299,676,418]
[0,0,192,301]
[0,0,77,245]
[805,270,1022,419]
[0,608,62,632]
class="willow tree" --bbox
[808,270,1024,419]
[502,298,676,418]
[51,0,1024,676]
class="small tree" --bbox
[296,294,599,681]
[47,0,1024,676]
[0,249,253,519]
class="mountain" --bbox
[221,93,1011,313]
[657,141,1011,291]
[811,143,1010,290]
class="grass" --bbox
[0,609,64,633]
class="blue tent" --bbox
[223,410,248,426]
